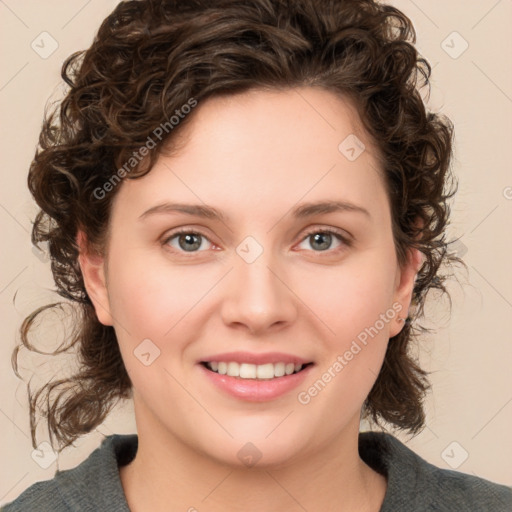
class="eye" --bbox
[296,228,351,253]
[162,227,351,255]
[163,229,214,253]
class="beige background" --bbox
[1,0,511,505]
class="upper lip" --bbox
[200,351,313,366]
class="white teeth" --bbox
[240,363,257,378]
[274,362,285,377]
[227,362,239,377]
[256,363,274,379]
[206,361,305,379]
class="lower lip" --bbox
[199,364,314,402]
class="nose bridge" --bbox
[220,236,296,333]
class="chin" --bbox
[199,426,311,470]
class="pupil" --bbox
[179,233,201,251]
[311,232,331,251]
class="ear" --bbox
[76,230,113,326]
[388,246,424,338]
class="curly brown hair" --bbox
[13,0,464,452]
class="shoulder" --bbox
[359,431,512,512]
[1,434,137,512]
[1,479,62,512]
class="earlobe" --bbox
[76,230,113,326]
[389,247,424,337]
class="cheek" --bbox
[291,251,398,408]
[105,255,198,402]
[296,250,398,342]
[106,251,213,340]
[104,252,224,391]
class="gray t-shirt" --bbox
[2,431,511,511]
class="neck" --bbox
[120,408,386,512]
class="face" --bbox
[81,87,420,468]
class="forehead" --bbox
[111,87,388,225]
[174,86,378,165]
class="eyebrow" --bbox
[138,200,371,222]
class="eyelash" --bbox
[162,227,352,255]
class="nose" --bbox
[220,250,298,335]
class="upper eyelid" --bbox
[301,225,350,240]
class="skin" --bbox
[79,87,422,512]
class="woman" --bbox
[4,0,511,510]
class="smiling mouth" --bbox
[201,361,313,380]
